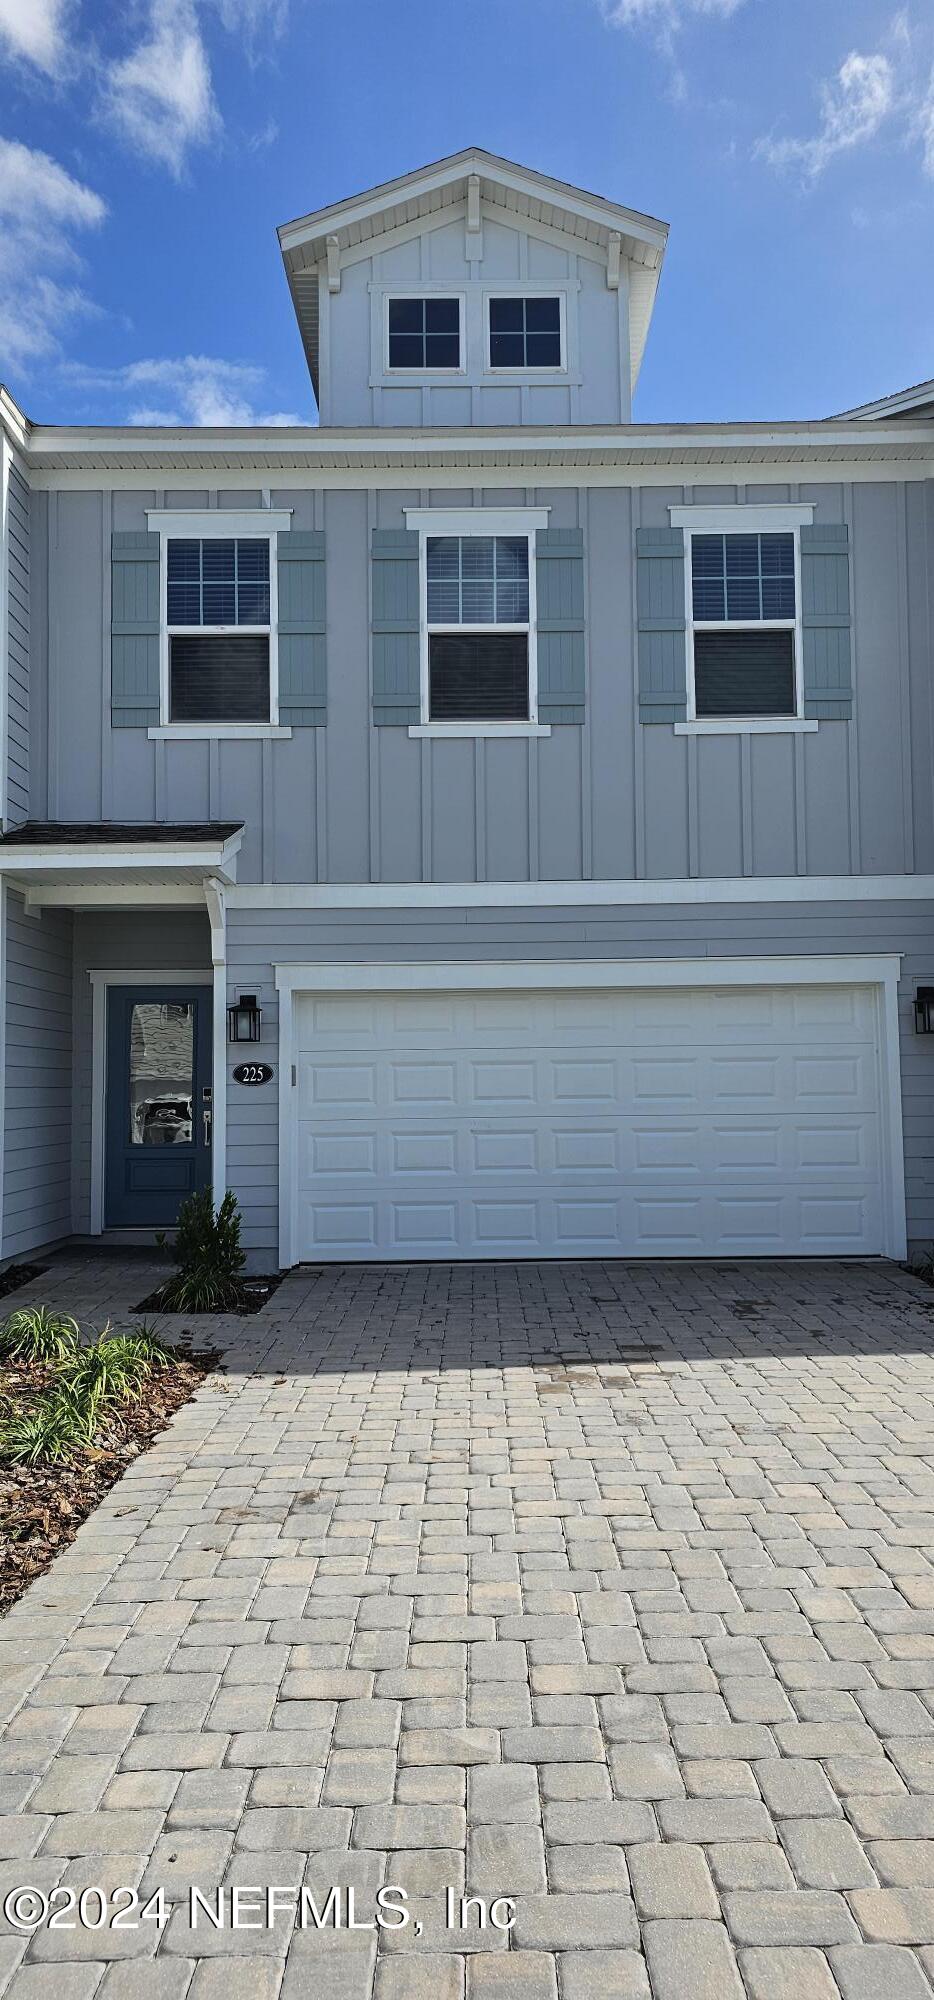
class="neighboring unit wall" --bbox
[224,898,934,1267]
[2,890,73,1260]
[70,908,212,1233]
[32,477,934,890]
[5,462,29,825]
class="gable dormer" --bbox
[278,148,668,428]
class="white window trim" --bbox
[271,952,907,1270]
[146,508,292,732]
[483,284,569,379]
[669,504,815,733]
[404,505,550,734]
[382,289,467,377]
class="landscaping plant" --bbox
[156,1188,250,1312]
[0,1314,177,1467]
[0,1305,80,1366]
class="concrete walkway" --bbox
[2,1252,934,1999]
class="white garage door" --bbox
[292,982,886,1260]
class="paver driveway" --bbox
[3,1253,934,2000]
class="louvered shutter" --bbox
[801,523,852,720]
[636,526,688,723]
[536,528,585,725]
[277,530,326,726]
[112,532,160,728]
[372,529,421,725]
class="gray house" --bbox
[1,147,933,1271]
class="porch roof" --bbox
[0,821,244,903]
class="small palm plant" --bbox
[0,1306,80,1366]
[157,1189,249,1312]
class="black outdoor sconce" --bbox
[915,988,934,1035]
[228,993,262,1043]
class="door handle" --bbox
[202,1108,212,1147]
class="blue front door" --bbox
[104,987,212,1228]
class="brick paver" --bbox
[2,1251,934,1996]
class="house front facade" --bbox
[1,147,933,1271]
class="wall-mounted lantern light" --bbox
[227,993,262,1043]
[915,988,934,1035]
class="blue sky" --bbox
[0,0,932,427]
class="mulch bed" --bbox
[0,1264,47,1304]
[0,1343,218,1615]
[134,1273,285,1315]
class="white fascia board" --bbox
[24,420,934,461]
[0,834,242,878]
[274,953,902,995]
[226,872,934,912]
[278,152,668,261]
[670,503,815,530]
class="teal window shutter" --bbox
[277,530,326,726]
[111,532,160,729]
[636,525,687,723]
[536,528,585,725]
[372,528,420,726]
[801,523,852,720]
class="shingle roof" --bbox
[0,822,243,847]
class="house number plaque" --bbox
[233,1062,275,1086]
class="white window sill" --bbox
[409,722,552,740]
[673,719,819,736]
[149,724,293,740]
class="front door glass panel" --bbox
[128,1002,194,1146]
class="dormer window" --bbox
[489,296,562,370]
[388,297,461,371]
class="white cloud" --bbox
[0,138,105,370]
[756,50,896,180]
[63,355,305,426]
[209,0,288,39]
[0,0,71,75]
[101,0,219,177]
[914,66,934,176]
[601,0,743,22]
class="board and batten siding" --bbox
[224,898,934,1266]
[6,462,29,824]
[2,891,73,1258]
[320,214,631,428]
[29,477,934,889]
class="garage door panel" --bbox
[293,982,886,1260]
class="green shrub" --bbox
[0,1305,80,1366]
[157,1189,249,1312]
[0,1384,94,1465]
[60,1327,170,1415]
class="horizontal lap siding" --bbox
[3,891,73,1258]
[225,899,934,1266]
[6,465,29,824]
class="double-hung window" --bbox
[689,530,800,719]
[166,537,272,723]
[426,534,532,721]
